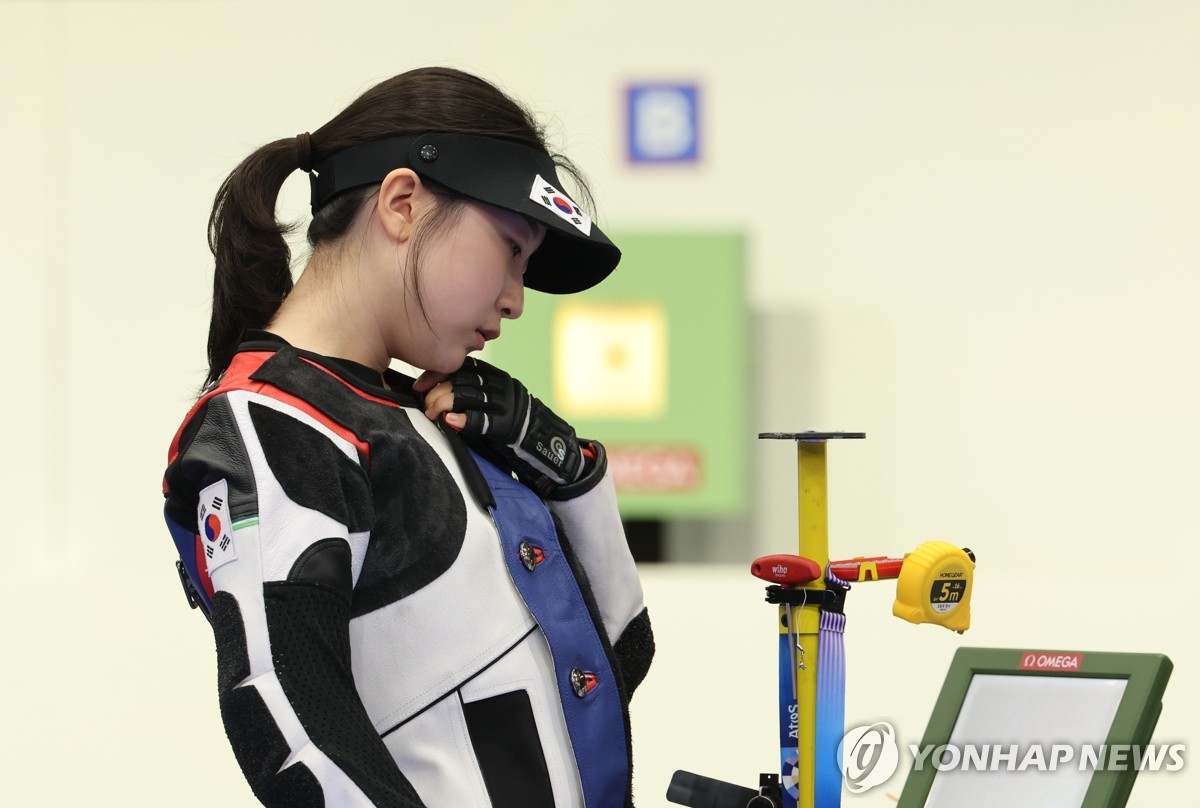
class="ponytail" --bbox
[204,137,303,387]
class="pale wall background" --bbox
[2,1,1197,805]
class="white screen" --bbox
[923,674,1127,808]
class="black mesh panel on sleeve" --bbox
[212,591,325,807]
[263,580,426,807]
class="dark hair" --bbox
[204,66,593,387]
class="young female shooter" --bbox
[162,67,654,808]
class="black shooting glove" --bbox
[448,357,589,494]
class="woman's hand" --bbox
[413,358,588,492]
[414,370,466,430]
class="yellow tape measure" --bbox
[893,541,975,633]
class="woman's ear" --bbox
[375,168,425,242]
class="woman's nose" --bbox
[499,275,525,319]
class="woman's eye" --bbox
[510,240,522,257]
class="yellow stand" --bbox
[794,440,828,808]
[763,431,864,808]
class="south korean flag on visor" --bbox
[529,176,592,236]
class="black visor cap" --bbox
[310,134,620,294]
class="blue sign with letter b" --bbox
[626,84,700,164]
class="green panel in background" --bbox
[483,231,747,518]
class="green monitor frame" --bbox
[897,647,1173,808]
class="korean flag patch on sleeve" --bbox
[529,175,593,236]
[197,479,237,574]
